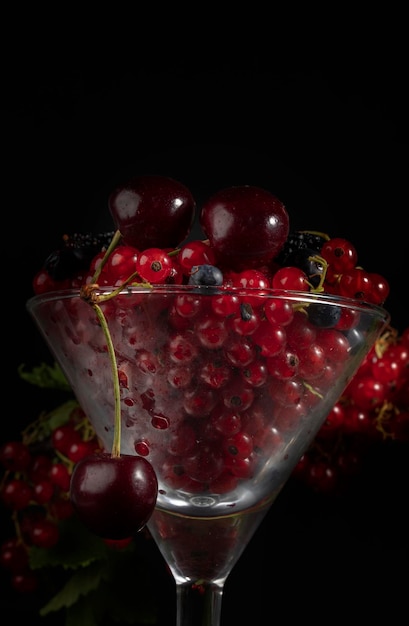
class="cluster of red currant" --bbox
[33,234,390,310]
[293,324,409,494]
[31,176,389,307]
[27,175,394,539]
[4,174,397,596]
[2,323,407,594]
[0,403,101,593]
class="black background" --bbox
[2,15,408,625]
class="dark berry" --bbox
[188,264,223,286]
[306,303,342,328]
[200,185,289,270]
[276,230,328,267]
[278,247,327,289]
[108,174,196,249]
[44,232,114,280]
[70,453,158,539]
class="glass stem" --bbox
[176,581,224,626]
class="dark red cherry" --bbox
[70,453,158,539]
[108,174,196,249]
[200,185,290,270]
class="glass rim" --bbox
[26,285,391,324]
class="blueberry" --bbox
[307,303,342,328]
[188,265,223,286]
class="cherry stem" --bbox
[92,302,122,458]
[80,230,155,459]
[93,271,151,303]
[91,229,123,284]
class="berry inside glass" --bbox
[27,284,389,626]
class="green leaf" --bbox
[40,560,104,615]
[47,400,81,431]
[18,361,72,391]
[21,399,80,446]
[38,537,158,624]
[30,517,108,571]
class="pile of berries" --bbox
[4,174,399,625]
[293,324,409,494]
[32,175,390,307]
[0,401,101,593]
[27,175,393,538]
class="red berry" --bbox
[271,266,309,291]
[0,539,29,572]
[177,240,216,274]
[135,248,173,283]
[338,267,373,301]
[108,174,195,249]
[318,402,345,438]
[307,459,339,494]
[32,479,55,504]
[320,237,358,273]
[101,245,139,285]
[51,424,81,455]
[223,432,253,460]
[200,185,289,270]
[29,518,59,548]
[369,272,390,305]
[32,269,61,294]
[349,375,388,411]
[66,439,99,463]
[0,441,31,471]
[70,453,158,539]
[2,479,33,510]
[11,570,39,593]
[251,320,286,357]
[49,462,71,491]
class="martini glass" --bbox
[27,285,389,626]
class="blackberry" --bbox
[283,247,327,289]
[44,231,115,281]
[276,230,329,266]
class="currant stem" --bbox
[308,253,328,293]
[92,303,122,458]
[298,229,331,241]
[54,447,74,466]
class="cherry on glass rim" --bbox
[200,184,290,270]
[108,174,196,250]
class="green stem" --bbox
[91,229,123,284]
[81,231,155,458]
[95,272,151,303]
[92,302,122,458]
